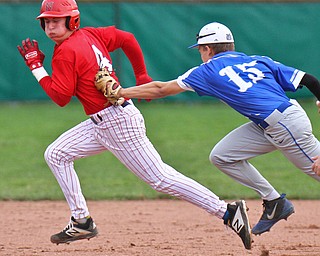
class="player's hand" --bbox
[312,156,320,176]
[316,100,320,113]
[136,73,153,102]
[17,38,45,71]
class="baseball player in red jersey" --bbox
[17,0,252,249]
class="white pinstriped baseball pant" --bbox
[44,102,227,220]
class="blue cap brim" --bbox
[188,43,199,49]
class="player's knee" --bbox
[148,172,175,193]
[209,147,225,167]
[44,145,53,164]
[44,143,61,166]
[210,147,237,170]
[149,177,167,192]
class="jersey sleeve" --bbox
[36,44,76,106]
[177,67,198,91]
[51,58,77,96]
[39,76,71,106]
[177,66,209,95]
[264,57,305,91]
[99,26,150,83]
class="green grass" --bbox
[0,99,319,200]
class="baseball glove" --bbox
[94,68,124,106]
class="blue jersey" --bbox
[177,51,305,124]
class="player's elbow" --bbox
[53,99,69,107]
[53,95,71,107]
[56,101,68,107]
[157,87,170,98]
[155,81,177,98]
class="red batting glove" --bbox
[17,38,45,71]
[136,74,153,102]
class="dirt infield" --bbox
[1,200,319,256]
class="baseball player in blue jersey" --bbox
[106,22,320,235]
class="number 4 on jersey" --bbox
[92,44,113,72]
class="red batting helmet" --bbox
[37,0,80,31]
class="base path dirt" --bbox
[1,200,319,256]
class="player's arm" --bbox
[119,80,185,99]
[299,73,320,113]
[300,73,320,100]
[17,38,71,106]
[109,27,152,85]
[38,77,71,107]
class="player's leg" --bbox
[209,122,295,235]
[44,119,105,244]
[264,103,320,181]
[209,121,280,200]
[95,104,228,216]
[94,104,252,249]
[250,104,320,235]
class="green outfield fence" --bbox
[1,0,319,101]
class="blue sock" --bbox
[222,210,230,224]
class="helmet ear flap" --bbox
[67,15,80,31]
[40,18,45,31]
[39,15,80,32]
[65,16,71,30]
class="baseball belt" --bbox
[258,101,293,129]
[90,101,130,125]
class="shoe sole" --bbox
[51,229,98,245]
[238,200,252,250]
[252,205,294,235]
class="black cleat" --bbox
[51,216,98,245]
[223,200,252,250]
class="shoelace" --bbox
[262,202,266,210]
[63,220,75,232]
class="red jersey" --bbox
[39,26,152,115]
